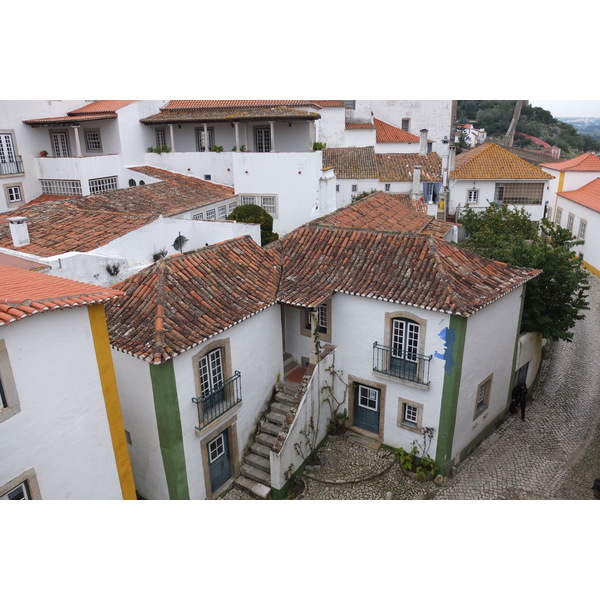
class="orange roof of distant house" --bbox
[541,152,600,172]
[451,143,554,180]
[163,100,344,110]
[345,122,375,129]
[322,147,379,178]
[558,178,600,213]
[23,100,138,126]
[0,264,123,327]
[374,118,420,143]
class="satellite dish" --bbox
[172,234,188,252]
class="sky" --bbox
[528,100,600,119]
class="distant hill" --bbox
[558,117,600,144]
[456,100,600,157]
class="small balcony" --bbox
[0,158,24,176]
[192,371,242,431]
[373,342,432,386]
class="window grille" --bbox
[206,209,216,220]
[7,186,22,203]
[228,202,237,213]
[261,196,276,215]
[578,219,587,240]
[241,196,256,205]
[85,131,102,151]
[566,213,574,233]
[193,212,204,220]
[494,182,543,205]
[40,179,82,195]
[88,176,118,194]
[555,206,563,225]
[218,206,227,220]
[342,100,356,110]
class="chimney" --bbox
[419,129,428,156]
[449,145,456,172]
[412,165,422,200]
[8,217,30,248]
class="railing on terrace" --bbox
[0,159,24,176]
[192,371,242,431]
[373,342,432,385]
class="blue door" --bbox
[354,384,380,433]
[208,430,232,493]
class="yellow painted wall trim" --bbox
[582,260,600,278]
[88,304,137,499]
[552,172,565,221]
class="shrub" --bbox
[227,204,279,246]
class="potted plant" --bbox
[39,150,48,157]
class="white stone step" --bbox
[241,464,271,486]
[235,476,271,500]
[272,401,292,416]
[266,411,286,426]
[250,442,271,458]
[246,453,270,473]
[260,420,281,437]
[256,432,277,448]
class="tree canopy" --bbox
[227,204,279,246]
[458,204,589,342]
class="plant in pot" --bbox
[39,150,49,157]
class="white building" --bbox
[105,194,538,499]
[0,264,135,500]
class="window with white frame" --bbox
[304,303,328,334]
[398,399,423,432]
[218,205,227,220]
[385,184,391,192]
[1,469,41,500]
[566,212,574,234]
[255,128,271,153]
[196,127,215,152]
[578,219,587,240]
[343,100,356,110]
[192,212,204,220]
[50,131,70,157]
[302,301,331,342]
[260,196,276,215]
[467,188,479,203]
[0,340,21,424]
[494,182,544,205]
[401,118,410,132]
[40,179,82,195]
[474,374,493,418]
[155,129,166,148]
[84,130,102,152]
[206,209,216,220]
[0,132,21,175]
[554,206,563,225]
[0,373,7,410]
[228,202,237,213]
[88,176,118,194]
[358,385,379,412]
[241,195,256,205]
[5,184,23,203]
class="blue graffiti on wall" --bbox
[435,327,456,372]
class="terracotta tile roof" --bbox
[452,143,554,180]
[141,106,321,124]
[376,152,442,182]
[541,152,600,172]
[0,168,235,257]
[23,100,137,126]
[0,264,123,327]
[308,191,438,235]
[0,252,50,271]
[388,193,428,214]
[374,118,420,143]
[274,226,539,314]
[164,100,344,110]
[322,147,379,179]
[345,122,375,129]
[558,178,600,213]
[106,237,280,363]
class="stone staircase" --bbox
[234,357,301,499]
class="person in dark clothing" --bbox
[512,382,528,420]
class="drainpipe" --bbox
[269,121,275,152]
[72,125,82,157]
[234,122,240,151]
[169,124,176,152]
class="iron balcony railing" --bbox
[192,371,242,430]
[0,158,24,176]
[373,342,432,385]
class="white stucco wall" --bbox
[452,288,523,463]
[118,100,166,166]
[111,350,168,500]
[0,307,123,499]
[555,196,600,272]
[312,106,347,148]
[144,151,235,187]
[543,166,600,204]
[173,305,283,500]
[515,331,544,389]
[344,128,376,147]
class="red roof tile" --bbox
[558,178,600,213]
[452,143,554,180]
[374,118,420,143]
[68,101,137,114]
[23,101,137,126]
[164,100,343,110]
[322,147,379,178]
[345,122,375,130]
[376,152,441,182]
[541,152,600,172]
[0,168,235,257]
[0,264,123,327]
[141,106,321,124]
[106,237,280,363]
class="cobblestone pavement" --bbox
[223,275,600,501]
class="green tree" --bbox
[459,204,589,342]
[227,204,279,245]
